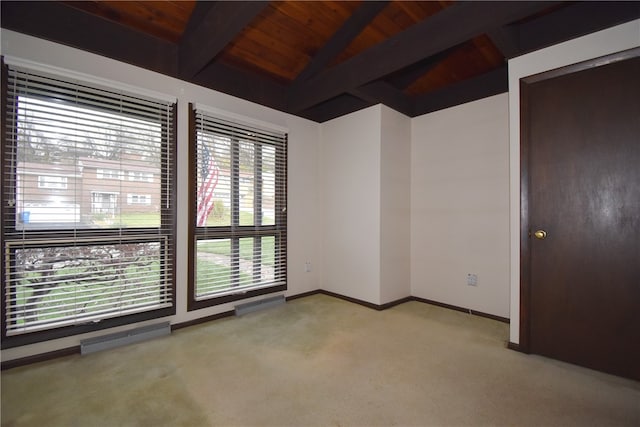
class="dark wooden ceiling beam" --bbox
[487,25,521,59]
[517,1,640,55]
[294,1,389,83]
[413,66,508,117]
[349,81,414,117]
[0,1,178,76]
[180,1,218,42]
[193,61,287,112]
[178,1,268,79]
[299,94,375,123]
[386,47,457,90]
[287,1,557,112]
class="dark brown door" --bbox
[521,49,640,380]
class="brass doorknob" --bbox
[533,230,547,240]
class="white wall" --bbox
[319,105,412,306]
[411,94,510,318]
[508,20,640,344]
[286,118,322,296]
[380,106,411,304]
[0,29,321,361]
[319,106,382,304]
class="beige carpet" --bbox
[2,293,639,426]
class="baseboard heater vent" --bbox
[81,322,171,355]
[235,295,285,316]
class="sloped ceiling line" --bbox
[286,1,558,113]
[2,1,640,123]
[294,1,389,84]
[178,1,269,79]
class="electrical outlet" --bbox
[305,262,312,273]
[467,273,478,286]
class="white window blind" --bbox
[191,106,287,306]
[2,64,176,342]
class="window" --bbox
[127,194,151,205]
[1,60,176,347]
[188,104,287,309]
[38,175,68,189]
[128,171,153,182]
[91,192,119,215]
[96,169,124,180]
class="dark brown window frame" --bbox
[187,103,287,311]
[0,58,177,348]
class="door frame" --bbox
[518,46,640,353]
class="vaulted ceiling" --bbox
[2,1,639,122]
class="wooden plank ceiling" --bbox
[2,1,639,122]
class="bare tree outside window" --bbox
[2,65,176,344]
